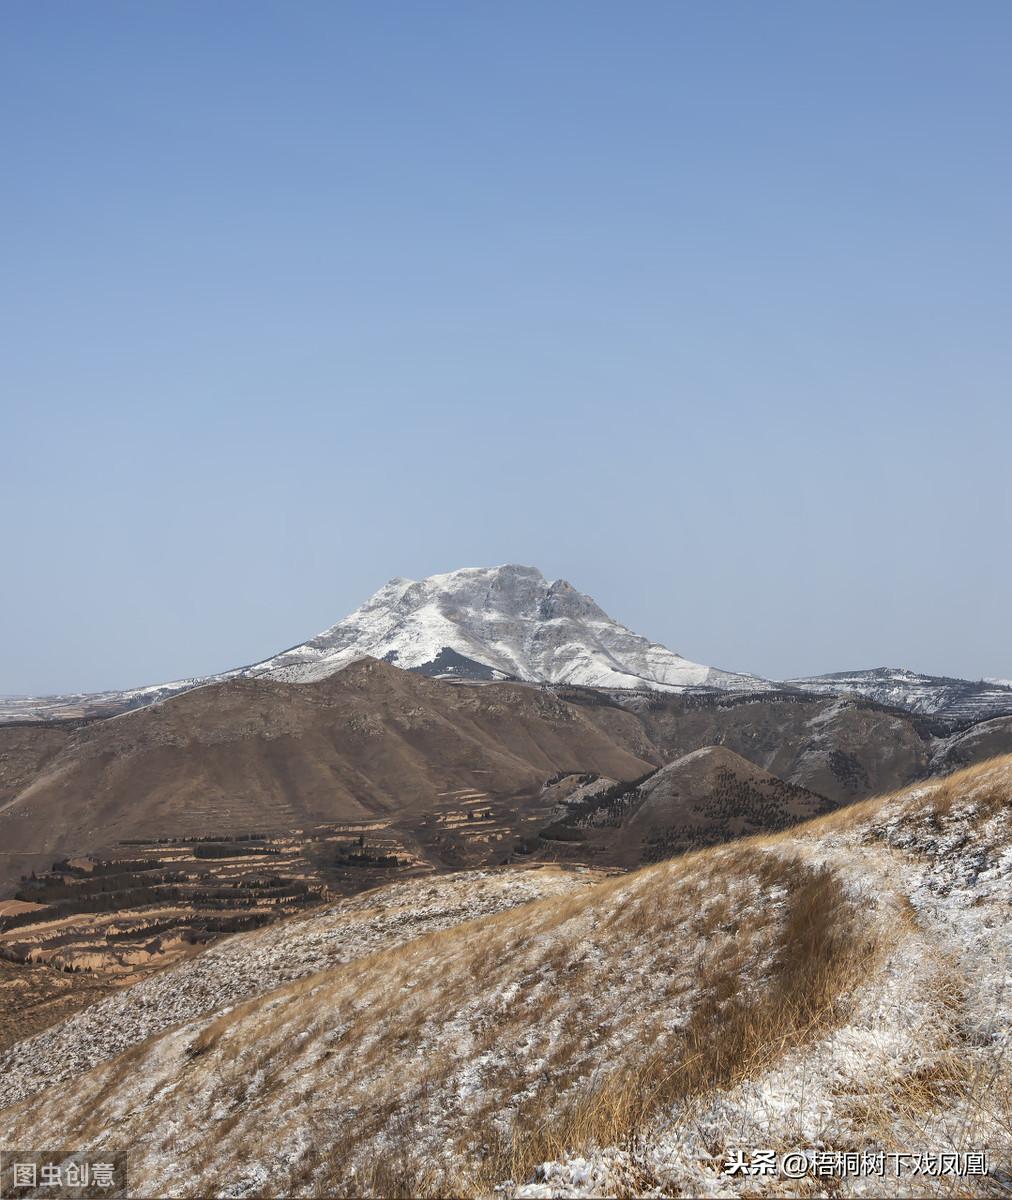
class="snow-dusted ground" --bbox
[0,848,799,1196]
[1,761,1009,1198]
[0,867,593,1113]
[510,767,1012,1198]
[0,678,212,722]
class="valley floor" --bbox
[0,761,1010,1198]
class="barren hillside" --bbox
[0,659,654,884]
[2,758,1009,1197]
[627,745,834,850]
[7,660,1012,894]
[537,746,833,867]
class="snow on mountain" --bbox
[0,566,771,723]
[787,666,1012,723]
[245,564,770,693]
[4,570,1010,724]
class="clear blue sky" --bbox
[3,1,1011,694]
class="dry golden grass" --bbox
[837,1039,1012,1200]
[41,843,863,1196]
[322,761,1012,1196]
[213,847,878,1198]
[788,753,1012,841]
[9,756,1012,1198]
[8,832,889,1197]
[458,860,884,1197]
[917,754,1012,816]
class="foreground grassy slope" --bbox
[2,758,1010,1197]
[0,866,597,1113]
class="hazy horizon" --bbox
[4,2,1012,694]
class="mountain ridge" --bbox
[4,566,1012,726]
[787,665,1012,723]
[0,565,772,722]
[244,565,771,693]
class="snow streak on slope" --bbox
[0,679,207,723]
[246,564,770,693]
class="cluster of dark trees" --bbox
[571,771,654,826]
[192,843,281,859]
[15,869,187,904]
[640,828,708,861]
[537,772,654,842]
[104,918,181,942]
[538,824,586,843]
[332,838,401,868]
[826,749,871,791]
[118,831,269,846]
[53,858,154,877]
[3,866,322,934]
[5,885,187,926]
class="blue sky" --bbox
[3,1,1011,693]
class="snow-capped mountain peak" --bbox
[0,565,772,722]
[246,564,770,693]
[5,567,1012,725]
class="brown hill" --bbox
[0,659,654,885]
[595,690,931,802]
[538,745,832,866]
[627,744,833,855]
[931,713,1012,774]
[0,724,73,808]
[6,664,1012,893]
